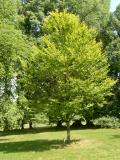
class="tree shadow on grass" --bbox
[0,139,65,153]
[111,135,120,139]
[0,139,9,141]
[0,126,66,137]
[0,126,99,137]
[0,139,80,153]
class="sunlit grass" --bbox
[0,127,120,160]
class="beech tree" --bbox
[30,11,115,143]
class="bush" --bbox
[0,101,23,131]
[93,116,120,128]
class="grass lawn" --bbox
[0,127,120,160]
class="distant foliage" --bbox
[18,0,110,36]
[0,0,18,23]
[93,116,120,128]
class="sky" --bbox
[111,0,120,12]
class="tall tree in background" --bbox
[112,4,120,36]
[66,0,110,29]
[16,44,39,130]
[0,24,28,130]
[18,0,111,37]
[104,4,120,119]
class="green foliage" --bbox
[16,45,40,128]
[93,116,120,128]
[0,100,22,130]
[104,5,120,119]
[106,42,120,119]
[112,4,120,36]
[30,11,115,133]
[106,5,120,77]
[0,0,18,23]
[101,4,120,48]
[107,38,120,76]
[17,94,37,127]
[0,23,36,130]
[65,0,110,29]
[18,0,110,36]
[33,113,49,127]
[0,23,31,100]
[0,23,29,77]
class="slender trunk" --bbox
[21,120,24,130]
[29,120,33,129]
[57,120,62,128]
[66,121,71,144]
[4,76,10,99]
[4,119,9,131]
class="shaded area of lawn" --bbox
[0,139,65,153]
[0,126,65,137]
[0,125,99,137]
[111,134,120,139]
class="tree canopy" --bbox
[27,11,115,142]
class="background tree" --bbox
[18,0,111,37]
[29,11,115,143]
[91,3,120,122]
[106,38,120,119]
[65,0,110,29]
[0,23,36,130]
[16,46,40,130]
[102,4,120,119]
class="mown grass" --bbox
[0,127,120,160]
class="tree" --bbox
[112,4,120,37]
[86,4,120,121]
[16,44,40,130]
[18,0,111,126]
[0,23,30,98]
[0,23,34,130]
[0,0,40,130]
[30,11,115,143]
[103,4,120,119]
[105,37,120,119]
[18,0,110,37]
[65,0,110,29]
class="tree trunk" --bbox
[66,121,71,144]
[57,120,62,128]
[4,119,9,131]
[21,120,24,130]
[29,120,33,129]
